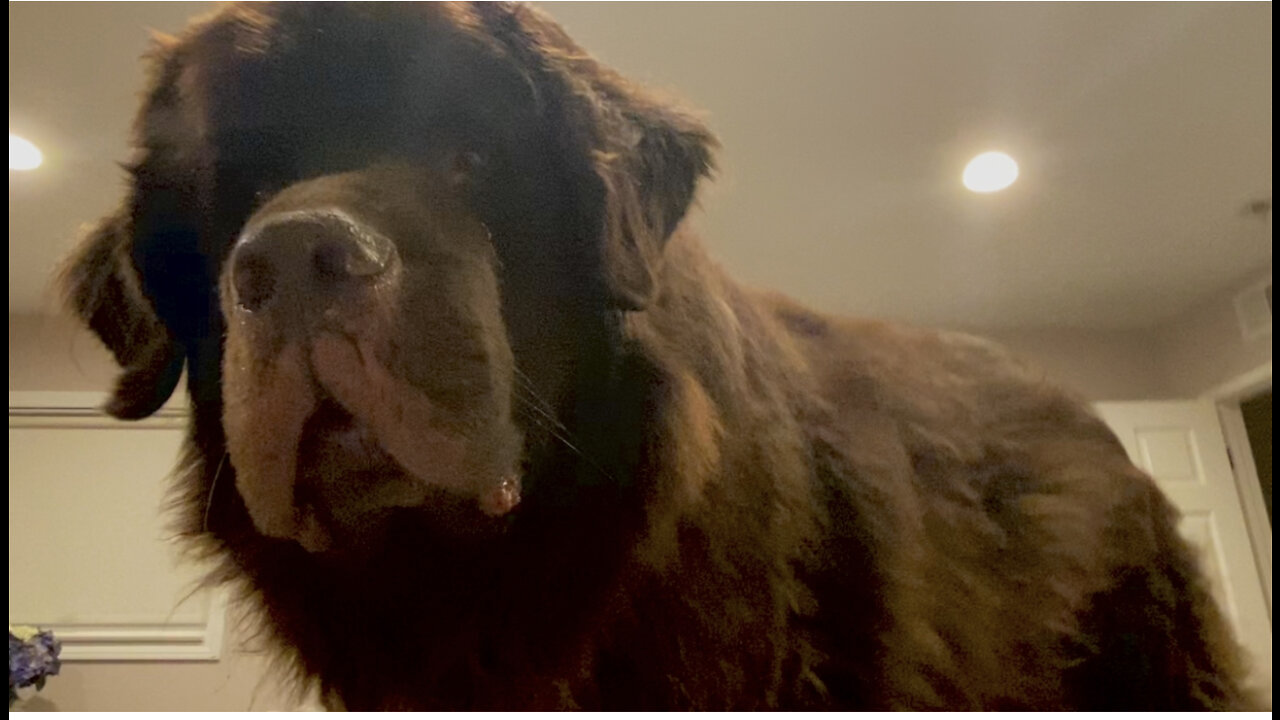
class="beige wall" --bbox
[982,326,1173,401]
[981,266,1273,401]
[1156,266,1273,398]
[8,313,118,393]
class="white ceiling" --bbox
[8,2,1273,329]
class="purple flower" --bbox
[9,628,61,706]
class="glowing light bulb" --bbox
[10,133,43,171]
[963,151,1018,193]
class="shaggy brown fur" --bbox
[60,2,1257,710]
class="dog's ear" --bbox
[60,213,185,419]
[496,4,718,310]
[59,40,200,420]
[588,107,718,310]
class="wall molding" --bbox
[28,592,229,662]
[1200,361,1272,402]
[9,390,189,419]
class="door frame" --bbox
[1203,361,1273,619]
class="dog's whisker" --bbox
[511,369,622,485]
[511,395,619,485]
[513,395,580,450]
[512,369,558,409]
[203,452,229,534]
[513,389,571,433]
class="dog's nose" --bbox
[229,209,395,313]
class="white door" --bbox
[1095,400,1272,706]
[8,393,226,661]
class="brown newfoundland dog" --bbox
[60,2,1255,711]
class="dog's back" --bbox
[778,297,1253,708]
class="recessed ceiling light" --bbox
[10,133,43,171]
[963,151,1018,193]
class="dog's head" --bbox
[61,2,714,552]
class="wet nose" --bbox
[229,209,395,313]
